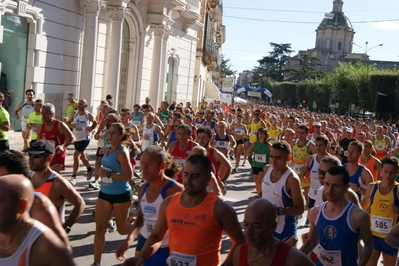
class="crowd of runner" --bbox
[2,89,399,265]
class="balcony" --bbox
[180,0,200,20]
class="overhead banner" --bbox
[247,91,261,98]
[219,93,232,105]
[221,77,234,92]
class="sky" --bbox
[222,0,399,73]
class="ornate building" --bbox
[287,0,398,75]
[308,0,354,61]
[0,0,226,129]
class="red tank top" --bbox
[238,241,292,266]
[166,192,222,266]
[208,147,221,181]
[173,140,194,183]
[38,120,66,161]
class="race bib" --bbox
[133,120,141,126]
[371,215,393,234]
[101,177,113,184]
[167,251,197,266]
[254,154,267,163]
[175,159,186,170]
[217,141,228,148]
[292,164,302,174]
[145,219,156,233]
[376,143,385,150]
[251,130,258,136]
[76,126,83,132]
[308,185,319,198]
[315,244,341,266]
[234,128,244,135]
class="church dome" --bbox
[319,13,353,29]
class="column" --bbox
[80,0,103,112]
[148,24,165,109]
[104,4,128,108]
[157,26,171,106]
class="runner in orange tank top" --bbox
[359,140,381,182]
[123,155,245,266]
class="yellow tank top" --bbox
[374,138,386,154]
[249,120,262,143]
[292,139,311,171]
[268,127,281,144]
[369,182,399,238]
[66,102,77,118]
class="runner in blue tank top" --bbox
[344,140,373,200]
[300,166,373,265]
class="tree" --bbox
[255,43,294,82]
[286,55,325,81]
[220,54,236,77]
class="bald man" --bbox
[233,198,314,266]
[0,175,75,265]
[0,150,70,250]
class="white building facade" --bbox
[0,0,207,129]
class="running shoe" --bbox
[70,177,77,186]
[91,263,100,266]
[87,167,94,181]
[107,219,115,233]
[89,181,99,190]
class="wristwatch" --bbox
[277,207,285,216]
[64,225,71,234]
[106,170,112,178]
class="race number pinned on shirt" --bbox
[315,244,341,266]
[254,154,266,163]
[371,215,393,234]
[167,251,197,266]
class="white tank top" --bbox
[139,182,174,248]
[21,101,34,122]
[262,166,294,234]
[0,220,49,265]
[73,111,91,142]
[308,155,322,200]
[315,186,325,206]
[141,124,157,152]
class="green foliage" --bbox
[256,43,293,82]
[266,61,399,117]
[221,54,236,77]
[286,55,326,81]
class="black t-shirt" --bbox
[339,137,356,164]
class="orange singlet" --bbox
[359,156,379,182]
[166,192,222,266]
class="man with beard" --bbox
[23,140,85,235]
[123,155,245,266]
[0,174,75,265]
[233,198,313,266]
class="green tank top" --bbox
[252,141,270,168]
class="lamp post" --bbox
[352,41,383,56]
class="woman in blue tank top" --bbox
[93,122,134,266]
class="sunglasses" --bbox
[318,169,327,176]
[28,153,46,158]
[254,113,260,116]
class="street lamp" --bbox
[352,41,383,56]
